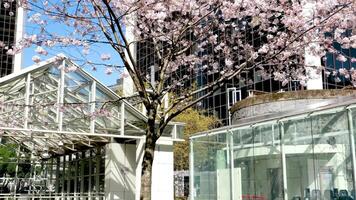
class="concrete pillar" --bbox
[105,138,174,200]
[151,139,174,200]
[105,142,137,200]
[303,2,323,90]
[13,7,24,72]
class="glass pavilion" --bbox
[0,55,183,199]
[190,95,356,200]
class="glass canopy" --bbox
[0,55,183,158]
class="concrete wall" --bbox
[232,98,331,122]
[151,139,174,200]
[105,138,174,200]
[105,142,137,200]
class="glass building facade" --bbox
[323,46,356,89]
[135,38,294,126]
[190,103,356,200]
[135,19,355,126]
[0,0,17,77]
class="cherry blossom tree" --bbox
[1,0,355,199]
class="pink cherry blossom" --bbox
[32,55,41,63]
[101,53,111,61]
[6,49,15,56]
[35,46,48,56]
[11,1,356,197]
[3,2,10,9]
[105,67,113,75]
[336,55,347,62]
[121,72,129,78]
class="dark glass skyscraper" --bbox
[135,27,302,125]
[0,1,19,77]
[134,23,355,126]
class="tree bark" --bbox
[140,108,157,200]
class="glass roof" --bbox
[0,55,183,158]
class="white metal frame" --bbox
[0,55,184,158]
[226,88,241,125]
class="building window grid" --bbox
[0,1,16,77]
[135,21,303,126]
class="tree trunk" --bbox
[140,108,157,200]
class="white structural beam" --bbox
[90,81,96,133]
[189,139,194,200]
[279,121,288,200]
[24,73,31,129]
[0,127,182,142]
[229,131,236,200]
[0,127,144,139]
[57,62,65,131]
[120,102,125,135]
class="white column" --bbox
[280,122,288,200]
[13,7,24,72]
[229,131,235,200]
[305,56,323,90]
[303,2,323,90]
[120,103,125,135]
[104,137,174,200]
[122,13,136,97]
[122,68,135,97]
[90,81,96,133]
[189,139,194,200]
[24,73,31,129]
[151,138,174,200]
[135,137,145,200]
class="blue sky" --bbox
[22,47,122,86]
[21,12,124,86]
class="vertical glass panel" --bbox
[77,177,82,194]
[256,124,283,200]
[83,159,90,175]
[0,76,26,128]
[31,69,58,130]
[99,155,105,174]
[99,175,105,192]
[94,88,120,133]
[176,125,185,139]
[233,124,283,200]
[351,108,356,199]
[91,176,96,192]
[84,176,89,193]
[285,111,354,200]
[63,71,91,132]
[124,107,145,136]
[192,132,230,199]
[233,127,255,198]
[312,111,352,200]
[284,117,314,200]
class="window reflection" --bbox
[191,109,356,200]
